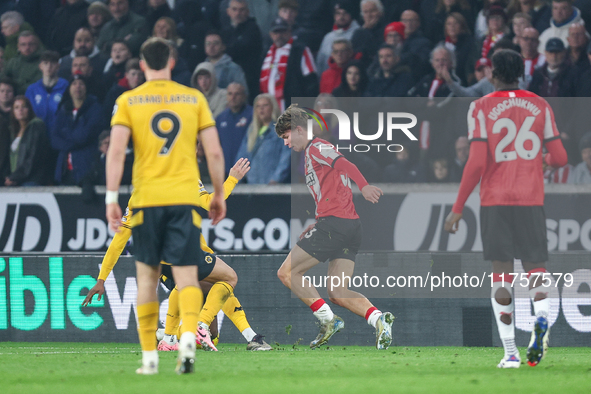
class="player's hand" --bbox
[361,185,383,203]
[229,158,250,181]
[299,223,316,240]
[444,211,463,234]
[106,203,122,232]
[82,279,105,306]
[209,194,226,225]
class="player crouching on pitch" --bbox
[275,104,395,350]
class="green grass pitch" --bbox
[1,343,590,394]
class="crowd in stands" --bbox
[0,0,591,189]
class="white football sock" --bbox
[491,280,517,357]
[313,303,334,324]
[142,350,158,367]
[242,327,257,342]
[367,310,382,328]
[162,334,176,344]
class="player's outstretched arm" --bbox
[198,158,251,210]
[105,125,131,232]
[200,126,226,224]
[333,157,383,203]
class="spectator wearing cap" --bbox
[58,27,107,82]
[87,1,112,40]
[1,11,36,62]
[47,0,89,57]
[1,31,43,94]
[442,12,477,86]
[205,31,248,95]
[481,5,509,58]
[316,1,361,75]
[400,10,433,81]
[332,59,369,97]
[260,17,318,111]
[444,57,495,97]
[50,73,103,185]
[566,22,590,72]
[529,37,577,97]
[569,132,591,184]
[96,0,148,56]
[222,0,263,102]
[575,41,591,96]
[25,50,68,133]
[192,62,228,118]
[320,39,355,94]
[351,0,386,67]
[520,27,546,88]
[365,44,414,97]
[538,0,584,53]
[384,21,405,49]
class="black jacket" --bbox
[47,1,89,56]
[529,64,577,97]
[365,65,415,97]
[351,19,386,69]
[450,34,478,87]
[7,118,51,185]
[401,30,433,81]
[283,39,319,108]
[145,3,172,34]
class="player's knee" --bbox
[277,266,290,286]
[327,289,345,305]
[494,287,512,306]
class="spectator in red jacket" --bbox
[320,39,354,93]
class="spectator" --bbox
[145,0,172,34]
[569,132,591,183]
[511,12,533,45]
[481,5,510,58]
[365,44,414,97]
[25,51,68,133]
[47,0,89,57]
[409,45,458,98]
[51,74,103,185]
[429,157,451,182]
[169,43,192,87]
[444,57,495,97]
[427,0,475,44]
[520,27,546,87]
[320,39,354,94]
[71,55,105,102]
[103,58,144,121]
[575,41,591,95]
[260,17,318,111]
[544,160,573,183]
[449,136,469,181]
[529,37,577,96]
[382,145,426,183]
[538,0,584,53]
[443,12,478,86]
[2,31,42,94]
[384,21,405,50]
[96,0,148,56]
[221,0,263,102]
[4,95,50,186]
[192,61,228,118]
[87,1,112,40]
[58,27,107,82]
[316,1,360,75]
[508,0,551,34]
[205,31,248,94]
[332,59,368,97]
[351,0,386,67]
[293,0,333,53]
[103,39,132,90]
[216,82,253,176]
[0,77,15,178]
[566,22,590,72]
[474,0,508,40]
[400,10,433,80]
[235,93,290,184]
[278,0,302,49]
[1,11,34,62]
[152,17,183,48]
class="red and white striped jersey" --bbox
[304,138,359,219]
[544,164,572,184]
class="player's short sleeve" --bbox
[542,104,560,142]
[195,91,216,132]
[467,101,487,141]
[111,94,132,128]
[309,142,342,167]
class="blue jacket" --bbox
[50,95,103,184]
[25,78,69,133]
[216,105,252,174]
[235,122,291,184]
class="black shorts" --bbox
[297,216,362,262]
[131,205,204,267]
[159,252,217,291]
[480,206,548,263]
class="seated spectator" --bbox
[481,5,510,58]
[103,58,144,121]
[2,31,42,94]
[58,27,108,82]
[215,82,253,176]
[400,9,433,81]
[384,21,405,50]
[569,132,591,184]
[365,44,414,97]
[169,43,191,87]
[539,0,584,53]
[409,45,458,98]
[1,11,34,62]
[511,12,533,45]
[260,17,318,111]
[87,1,112,40]
[96,0,148,56]
[152,16,183,48]
[351,0,386,67]
[443,12,478,86]
[382,145,426,183]
[192,62,228,118]
[204,31,248,94]
[71,55,105,102]
[4,95,50,186]
[508,0,551,34]
[449,136,469,181]
[429,157,451,182]
[427,0,475,44]
[320,39,354,94]
[332,59,369,97]
[0,78,15,179]
[529,37,577,97]
[51,74,103,185]
[47,0,89,57]
[103,40,132,90]
[474,0,507,41]
[566,22,590,72]
[316,1,360,75]
[235,93,290,184]
[520,27,546,88]
[25,51,68,132]
[145,0,172,34]
[544,161,573,183]
[444,57,495,97]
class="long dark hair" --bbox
[339,60,368,96]
[9,95,35,137]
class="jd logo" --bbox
[0,194,62,252]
